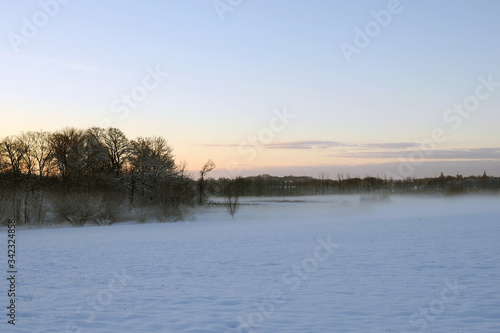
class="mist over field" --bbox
[1,194,499,332]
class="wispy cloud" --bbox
[337,148,500,160]
[359,142,421,149]
[264,140,348,150]
[201,143,240,148]
[201,140,419,150]
[201,139,500,162]
[201,140,348,150]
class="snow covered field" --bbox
[2,194,500,332]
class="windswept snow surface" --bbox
[1,195,500,332]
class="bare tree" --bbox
[198,159,215,205]
[223,180,240,219]
[128,136,177,218]
[336,173,343,194]
[50,127,86,181]
[30,131,53,180]
[103,127,129,176]
[128,136,175,177]
[18,133,36,177]
[0,136,24,176]
[83,127,108,174]
[30,131,52,224]
[17,133,36,224]
[0,136,24,221]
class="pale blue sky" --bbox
[1,1,499,178]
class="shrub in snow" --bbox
[51,191,124,226]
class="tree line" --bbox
[0,127,198,226]
[206,172,500,198]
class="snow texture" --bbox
[1,194,500,332]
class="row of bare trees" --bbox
[0,127,197,226]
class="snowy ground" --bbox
[1,194,500,332]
